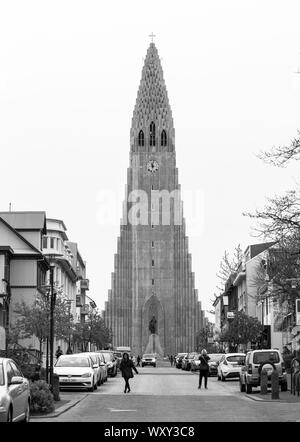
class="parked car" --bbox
[181,352,198,371]
[97,350,118,377]
[113,351,122,368]
[175,353,188,369]
[80,352,106,385]
[190,353,201,371]
[240,349,288,394]
[141,354,156,367]
[0,357,30,422]
[54,354,98,392]
[207,354,223,376]
[217,353,246,381]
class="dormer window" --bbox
[138,130,144,147]
[150,122,156,146]
[161,130,167,147]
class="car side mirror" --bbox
[93,364,99,369]
[9,376,23,385]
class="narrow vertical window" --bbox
[42,236,48,249]
[150,121,156,146]
[152,259,154,267]
[152,279,155,285]
[151,241,154,248]
[161,130,167,146]
[138,130,144,147]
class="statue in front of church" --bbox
[149,315,157,334]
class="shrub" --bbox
[30,380,55,413]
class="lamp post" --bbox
[0,279,10,358]
[65,299,75,354]
[49,265,56,390]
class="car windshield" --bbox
[102,353,113,362]
[253,352,280,364]
[226,355,245,364]
[143,354,155,358]
[208,354,223,362]
[0,364,4,385]
[55,356,90,367]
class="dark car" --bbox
[207,353,223,376]
[175,353,188,369]
[97,350,118,377]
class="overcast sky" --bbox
[1,0,300,321]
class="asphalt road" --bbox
[36,364,300,422]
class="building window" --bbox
[151,241,154,248]
[152,259,154,266]
[161,130,167,146]
[138,130,144,147]
[150,121,156,146]
[43,236,48,249]
[152,279,154,285]
[50,237,55,249]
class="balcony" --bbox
[80,279,89,291]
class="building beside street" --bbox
[0,212,49,351]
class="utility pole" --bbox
[49,265,55,390]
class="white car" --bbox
[0,357,30,422]
[80,352,107,385]
[217,353,246,381]
[141,354,156,367]
[54,354,98,391]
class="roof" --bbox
[0,217,46,256]
[0,211,47,234]
[132,43,173,131]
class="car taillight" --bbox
[281,362,286,373]
[248,364,252,374]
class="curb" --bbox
[30,394,89,419]
[245,393,300,403]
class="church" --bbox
[103,41,205,356]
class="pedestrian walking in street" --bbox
[55,346,63,359]
[119,352,139,393]
[170,355,174,366]
[198,349,210,389]
[137,355,141,367]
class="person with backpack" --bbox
[119,352,139,393]
[198,349,210,389]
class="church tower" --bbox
[103,42,203,355]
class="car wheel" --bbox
[221,373,226,382]
[88,384,94,392]
[240,380,245,392]
[245,382,252,394]
[281,382,288,392]
[7,407,13,422]
[217,374,221,381]
[153,364,156,368]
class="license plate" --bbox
[62,378,74,382]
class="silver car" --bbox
[0,357,30,422]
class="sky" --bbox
[1,0,300,322]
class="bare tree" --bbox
[215,244,243,294]
[258,130,300,167]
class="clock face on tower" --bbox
[147,160,159,173]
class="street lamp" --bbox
[65,299,75,354]
[0,278,10,357]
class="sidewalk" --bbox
[245,375,300,403]
[30,392,88,419]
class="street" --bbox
[35,362,300,422]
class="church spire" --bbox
[131,43,174,152]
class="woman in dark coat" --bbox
[198,349,210,389]
[119,352,138,393]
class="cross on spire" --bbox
[149,32,156,43]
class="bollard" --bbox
[271,370,280,400]
[260,369,268,395]
[52,373,60,401]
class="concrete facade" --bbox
[103,43,203,355]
